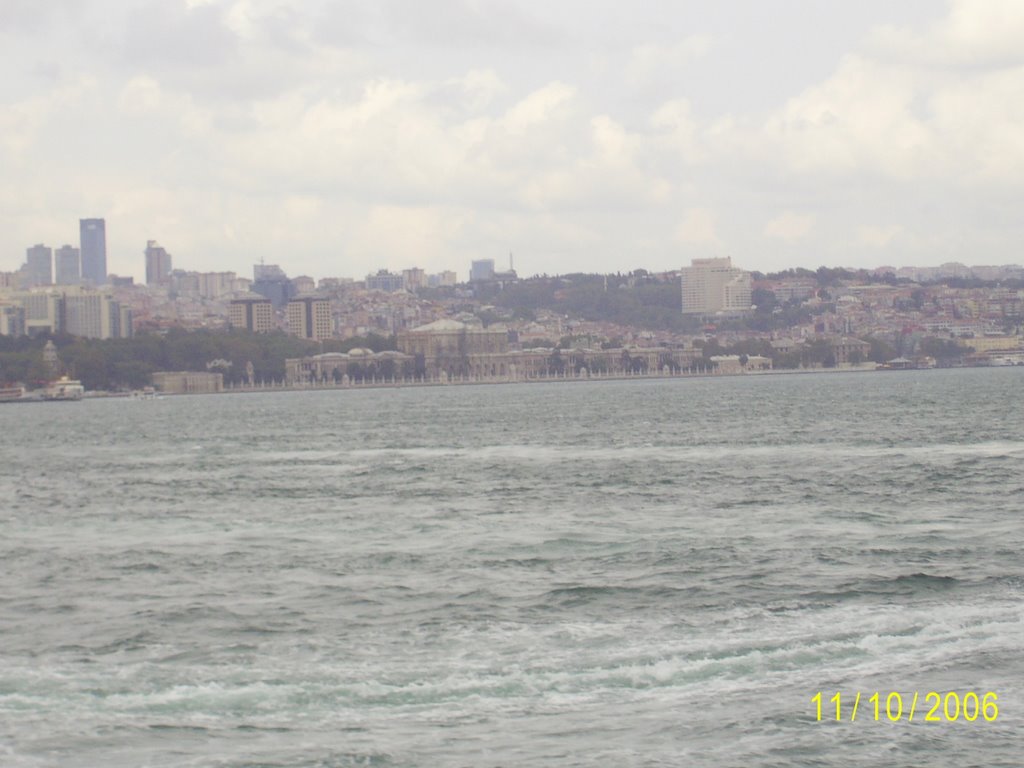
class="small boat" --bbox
[42,376,85,401]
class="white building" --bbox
[680,257,752,315]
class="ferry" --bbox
[41,376,85,401]
[0,386,26,403]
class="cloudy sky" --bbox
[2,0,1023,281]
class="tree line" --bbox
[0,330,395,390]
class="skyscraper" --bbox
[79,218,107,285]
[24,244,53,287]
[470,259,495,282]
[144,240,173,285]
[252,264,293,308]
[680,257,752,316]
[55,245,81,285]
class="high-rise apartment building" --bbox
[365,270,405,292]
[55,245,81,285]
[428,271,458,288]
[24,244,53,287]
[145,241,173,285]
[402,268,426,291]
[229,296,274,333]
[680,257,752,316]
[287,296,333,341]
[79,218,107,285]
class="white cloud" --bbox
[676,208,721,247]
[501,82,576,133]
[118,76,163,113]
[858,225,901,248]
[765,212,814,241]
[5,1,1024,279]
[626,36,714,85]
[870,0,1024,66]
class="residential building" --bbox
[365,270,405,292]
[145,241,173,285]
[55,245,81,285]
[680,257,752,315]
[402,268,426,291]
[229,295,274,333]
[428,271,458,288]
[287,296,333,341]
[79,218,107,285]
[291,275,316,294]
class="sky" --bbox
[2,0,1023,281]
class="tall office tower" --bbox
[287,296,333,341]
[55,245,81,285]
[144,240,173,285]
[470,259,495,282]
[80,218,107,285]
[680,257,752,316]
[24,244,53,286]
[252,264,293,308]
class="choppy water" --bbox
[2,369,1023,767]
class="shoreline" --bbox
[111,362,943,397]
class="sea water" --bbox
[1,368,1022,766]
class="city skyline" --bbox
[3,2,1024,280]
[6,222,1024,287]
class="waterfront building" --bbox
[145,241,173,285]
[828,337,872,365]
[285,341,689,384]
[24,245,53,287]
[55,245,81,285]
[397,318,509,377]
[152,371,224,394]
[229,295,274,333]
[285,349,414,384]
[680,257,752,316]
[79,218,107,285]
[287,296,333,341]
[708,355,773,374]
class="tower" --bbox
[144,240,173,285]
[79,218,107,285]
